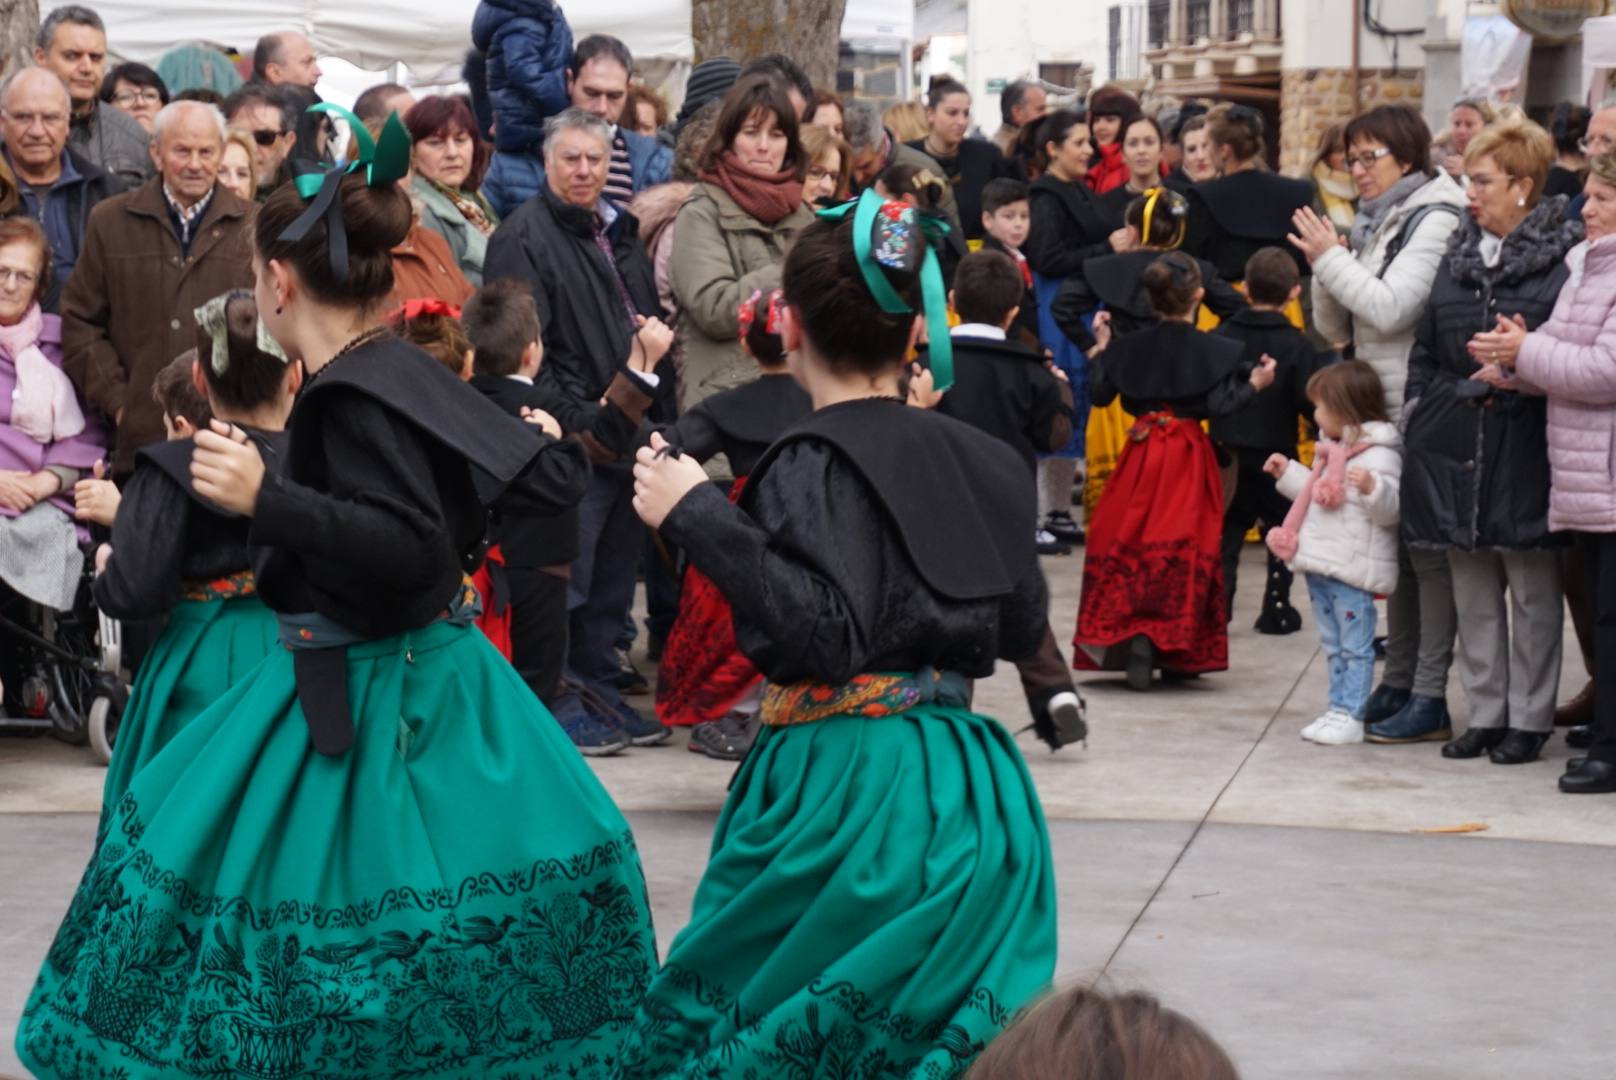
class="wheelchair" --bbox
[0,546,129,763]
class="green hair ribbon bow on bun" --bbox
[816,188,955,392]
[277,104,413,283]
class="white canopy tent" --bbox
[47,0,695,87]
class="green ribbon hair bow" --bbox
[816,188,954,392]
[277,104,413,283]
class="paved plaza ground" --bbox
[2,548,1613,1078]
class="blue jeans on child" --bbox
[1305,573,1377,719]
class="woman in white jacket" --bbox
[1264,361,1403,744]
[1288,104,1465,746]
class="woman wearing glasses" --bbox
[99,62,168,135]
[1288,103,1466,746]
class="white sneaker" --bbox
[1311,714,1365,745]
[1300,711,1340,741]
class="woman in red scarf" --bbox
[1085,84,1141,196]
[670,74,815,478]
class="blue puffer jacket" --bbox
[482,129,673,219]
[471,0,574,154]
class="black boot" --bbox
[1441,727,1506,759]
[1253,553,1301,635]
[1488,729,1552,765]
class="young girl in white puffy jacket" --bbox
[1263,360,1403,745]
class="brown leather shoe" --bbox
[1555,682,1595,727]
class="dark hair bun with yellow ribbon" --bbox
[1125,186,1190,250]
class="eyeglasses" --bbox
[1464,173,1515,190]
[1343,146,1393,171]
[112,88,163,107]
[249,129,284,147]
[0,267,40,287]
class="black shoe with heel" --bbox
[1442,727,1506,759]
[1488,729,1551,765]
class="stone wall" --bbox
[1278,67,1424,176]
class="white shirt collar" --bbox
[951,323,1007,341]
[506,373,534,385]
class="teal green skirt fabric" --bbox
[617,705,1057,1079]
[19,620,657,1079]
[100,595,278,822]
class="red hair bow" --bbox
[736,288,783,340]
[392,298,463,322]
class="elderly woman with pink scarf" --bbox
[0,217,106,612]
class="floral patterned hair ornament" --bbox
[816,188,955,391]
[736,288,784,341]
[193,289,289,376]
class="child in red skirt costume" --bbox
[657,289,811,759]
[1075,252,1276,689]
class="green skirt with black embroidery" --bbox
[18,619,658,1080]
[616,676,1057,1079]
[100,589,278,823]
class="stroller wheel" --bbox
[88,693,122,765]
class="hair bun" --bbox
[338,174,412,257]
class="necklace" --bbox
[304,325,390,388]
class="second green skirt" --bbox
[100,594,278,820]
[617,704,1057,1078]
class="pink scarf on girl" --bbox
[0,304,84,444]
[1265,437,1374,562]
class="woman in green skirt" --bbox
[96,290,296,818]
[624,192,1060,1077]
[18,112,657,1079]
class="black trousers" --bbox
[508,566,570,707]
[1220,448,1294,608]
[1579,532,1616,763]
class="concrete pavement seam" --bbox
[1095,644,1321,978]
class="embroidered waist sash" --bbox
[760,668,972,728]
[179,570,256,602]
[1128,410,1202,443]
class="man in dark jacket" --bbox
[1,68,117,312]
[61,101,254,478]
[33,5,150,189]
[1210,248,1322,631]
[481,32,672,218]
[484,106,675,742]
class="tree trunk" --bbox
[0,0,39,80]
[691,0,847,95]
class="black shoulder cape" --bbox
[1191,171,1315,241]
[701,374,813,445]
[135,428,287,517]
[744,399,1031,600]
[298,336,542,502]
[1103,321,1245,400]
[1081,251,1223,322]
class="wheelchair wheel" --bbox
[88,692,122,765]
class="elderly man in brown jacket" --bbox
[62,99,253,476]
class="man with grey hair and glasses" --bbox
[0,67,116,311]
[32,4,149,188]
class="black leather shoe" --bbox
[1126,635,1154,692]
[1559,758,1616,794]
[1567,725,1594,750]
[1442,727,1506,759]
[1567,756,1587,772]
[1489,729,1551,765]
